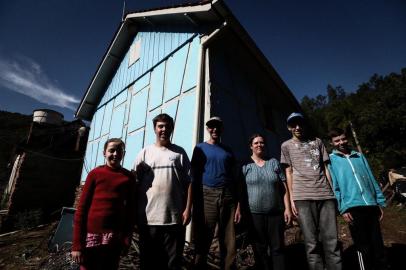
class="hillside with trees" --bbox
[301,68,406,175]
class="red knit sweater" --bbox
[72,165,136,251]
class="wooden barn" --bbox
[75,0,301,182]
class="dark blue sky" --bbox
[1,0,405,120]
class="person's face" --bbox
[103,142,124,168]
[154,121,173,143]
[287,119,306,139]
[206,122,223,140]
[250,136,265,157]
[331,133,349,152]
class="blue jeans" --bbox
[295,199,342,270]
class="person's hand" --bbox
[284,208,292,225]
[290,199,298,217]
[71,251,83,264]
[379,207,384,221]
[342,212,353,223]
[234,206,241,224]
[182,208,191,226]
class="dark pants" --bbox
[80,245,121,270]
[194,186,237,270]
[250,213,285,270]
[139,224,185,270]
[295,199,342,270]
[347,206,387,270]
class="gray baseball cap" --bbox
[287,112,304,124]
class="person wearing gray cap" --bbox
[191,116,242,270]
[280,112,342,270]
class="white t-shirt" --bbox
[133,144,191,225]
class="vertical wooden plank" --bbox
[116,63,123,95]
[133,36,140,80]
[111,71,118,100]
[122,51,130,88]
[109,104,126,139]
[172,91,196,157]
[128,87,149,132]
[149,61,165,110]
[163,32,170,58]
[93,106,105,139]
[143,32,150,73]
[139,32,147,75]
[159,32,165,62]
[164,44,188,102]
[95,136,108,167]
[148,32,155,70]
[119,57,126,92]
[101,101,114,136]
[172,32,177,53]
[123,131,144,169]
[153,32,160,66]
[182,37,199,92]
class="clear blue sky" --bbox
[1,0,405,120]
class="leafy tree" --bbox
[301,68,406,175]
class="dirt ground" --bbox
[0,204,405,270]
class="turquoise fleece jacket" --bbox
[328,150,386,214]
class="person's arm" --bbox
[285,166,297,217]
[320,139,333,189]
[234,202,241,224]
[181,149,193,226]
[71,171,96,264]
[276,160,291,224]
[282,181,292,224]
[122,172,137,254]
[232,157,243,224]
[327,163,342,210]
[324,163,334,190]
[327,162,352,222]
[183,182,193,226]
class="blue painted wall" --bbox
[81,32,200,181]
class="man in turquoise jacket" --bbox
[328,128,387,270]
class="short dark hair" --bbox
[104,138,125,152]
[248,133,265,146]
[152,113,174,129]
[328,128,345,139]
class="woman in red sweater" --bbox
[71,138,135,270]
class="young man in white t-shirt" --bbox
[133,113,192,270]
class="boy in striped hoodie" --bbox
[328,128,387,270]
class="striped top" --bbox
[280,138,334,200]
[242,158,286,214]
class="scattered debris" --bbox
[0,205,405,269]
